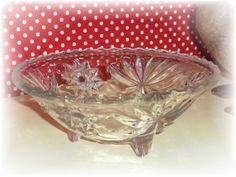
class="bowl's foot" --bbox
[129,133,154,157]
[67,131,80,142]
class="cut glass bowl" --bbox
[12,48,220,157]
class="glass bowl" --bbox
[12,48,220,157]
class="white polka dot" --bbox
[140,30,144,35]
[11,48,16,52]
[43,51,47,55]
[94,15,98,20]
[178,15,182,19]
[48,18,52,23]
[10,34,14,39]
[16,27,21,32]
[15,13,20,18]
[34,5,39,10]
[120,32,124,36]
[83,41,88,45]
[24,46,28,51]
[53,11,58,16]
[60,30,64,35]
[11,61,16,67]
[54,24,58,29]
[21,6,26,11]
[31,52,35,57]
[42,25,46,30]
[135,13,140,18]
[72,42,76,47]
[41,12,45,17]
[159,28,163,33]
[83,16,87,21]
[115,14,119,19]
[5,55,9,60]
[110,33,114,37]
[83,29,87,33]
[159,40,163,44]
[78,35,82,40]
[120,20,124,24]
[66,24,70,28]
[100,34,104,38]
[47,31,52,36]
[6,68,11,73]
[135,36,139,41]
[99,9,103,13]
[65,10,70,15]
[61,43,65,48]
[35,19,40,24]
[130,31,134,35]
[29,26,34,31]
[9,21,14,26]
[115,38,119,43]
[154,34,158,39]
[17,54,22,58]
[30,39,34,44]
[36,32,40,37]
[49,44,53,49]
[105,15,109,19]
[55,37,59,42]
[16,40,22,45]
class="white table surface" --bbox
[0,77,235,177]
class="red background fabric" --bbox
[1,1,211,97]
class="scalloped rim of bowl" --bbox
[12,47,220,100]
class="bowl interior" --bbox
[13,48,215,101]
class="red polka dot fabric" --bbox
[1,1,210,97]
